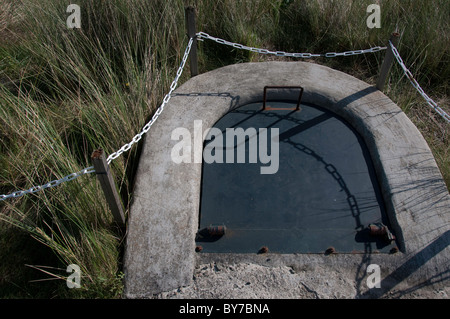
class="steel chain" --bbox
[389,41,449,123]
[106,36,194,164]
[0,166,95,201]
[196,32,386,58]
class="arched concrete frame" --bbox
[123,62,449,298]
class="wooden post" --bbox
[376,32,400,91]
[185,6,198,77]
[92,149,125,226]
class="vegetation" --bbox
[0,0,448,298]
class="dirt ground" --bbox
[154,261,449,299]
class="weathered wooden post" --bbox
[376,32,400,91]
[92,148,125,226]
[185,6,198,77]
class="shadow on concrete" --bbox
[328,86,450,298]
[172,92,241,111]
[334,86,378,109]
[357,230,450,298]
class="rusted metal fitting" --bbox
[206,225,226,236]
[325,247,335,255]
[258,246,269,254]
[368,223,387,236]
[195,246,203,253]
[263,86,304,111]
[368,223,396,243]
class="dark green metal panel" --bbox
[197,102,395,254]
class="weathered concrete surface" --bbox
[156,254,449,299]
[123,62,450,299]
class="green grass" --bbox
[0,0,448,298]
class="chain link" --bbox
[106,36,194,164]
[389,41,450,123]
[196,32,386,58]
[0,166,96,201]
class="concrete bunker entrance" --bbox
[196,97,397,254]
[123,62,450,298]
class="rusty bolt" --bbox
[368,223,387,237]
[325,247,335,255]
[258,246,269,254]
[195,246,203,252]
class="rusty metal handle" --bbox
[263,86,304,111]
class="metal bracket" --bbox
[368,223,396,243]
[263,86,304,111]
